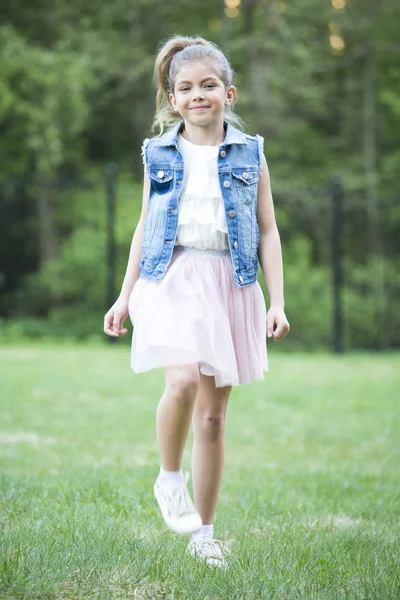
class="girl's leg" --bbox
[190,373,232,525]
[156,364,200,471]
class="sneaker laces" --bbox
[161,471,197,517]
[201,538,232,557]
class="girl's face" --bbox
[169,60,236,129]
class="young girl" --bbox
[104,35,290,569]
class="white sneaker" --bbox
[154,470,202,535]
[186,537,232,569]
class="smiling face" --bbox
[169,60,236,130]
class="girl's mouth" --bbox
[190,106,209,111]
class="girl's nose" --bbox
[192,88,205,101]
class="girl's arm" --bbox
[103,172,150,337]
[118,171,150,300]
[257,154,290,341]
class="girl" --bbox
[104,35,290,569]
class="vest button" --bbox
[239,275,244,282]
[229,210,235,217]
[220,150,226,158]
[242,172,249,179]
[233,241,238,249]
[157,170,164,178]
[223,180,231,188]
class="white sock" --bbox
[157,465,184,488]
[191,523,214,543]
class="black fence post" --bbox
[105,163,118,343]
[332,175,343,353]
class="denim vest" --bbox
[139,120,264,287]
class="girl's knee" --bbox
[198,411,226,440]
[165,365,200,400]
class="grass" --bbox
[0,344,399,599]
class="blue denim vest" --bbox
[139,120,264,287]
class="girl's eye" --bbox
[205,84,215,89]
[180,87,190,92]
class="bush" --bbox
[343,256,400,350]
[259,237,332,351]
[4,173,400,350]
[8,171,141,340]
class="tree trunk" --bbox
[36,176,58,264]
[362,3,385,348]
[242,0,269,136]
[363,39,380,256]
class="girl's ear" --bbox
[169,93,177,111]
[225,86,237,106]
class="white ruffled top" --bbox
[174,134,229,251]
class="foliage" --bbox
[3,201,399,349]
[343,256,400,350]
[0,0,399,350]
[0,25,94,178]
[8,172,141,338]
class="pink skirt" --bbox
[128,246,268,388]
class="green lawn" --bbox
[0,345,399,599]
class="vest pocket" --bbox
[231,169,258,204]
[149,168,174,195]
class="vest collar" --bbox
[156,120,247,147]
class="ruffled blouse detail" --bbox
[175,134,229,251]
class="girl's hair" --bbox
[152,34,243,135]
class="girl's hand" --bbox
[104,296,130,337]
[267,305,290,341]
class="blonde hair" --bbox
[152,34,243,135]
